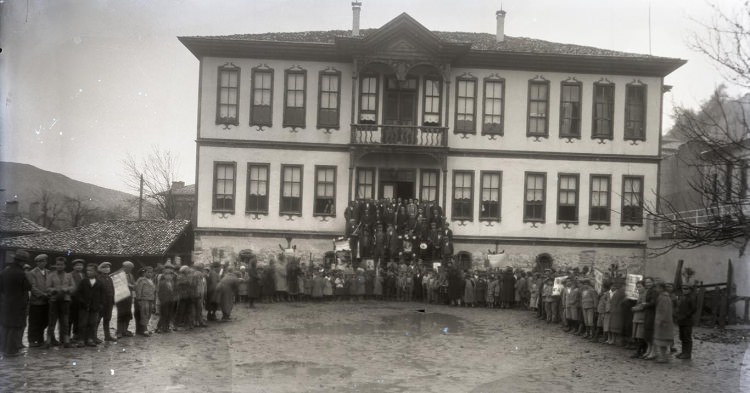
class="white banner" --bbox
[487,253,506,268]
[594,269,604,294]
[552,276,567,297]
[111,270,131,303]
[626,274,643,300]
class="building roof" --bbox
[202,29,657,59]
[0,213,50,236]
[0,219,191,257]
[171,184,195,196]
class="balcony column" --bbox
[351,59,359,126]
[442,169,448,214]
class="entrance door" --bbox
[380,181,414,200]
[383,77,418,144]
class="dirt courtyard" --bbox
[0,301,747,392]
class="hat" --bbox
[23,264,31,270]
[122,261,134,269]
[13,250,30,263]
[163,262,175,270]
[72,259,85,266]
[34,254,48,262]
[179,266,190,273]
[55,256,67,264]
[193,262,205,269]
[98,261,111,270]
[211,261,221,268]
[240,265,246,270]
[140,266,153,274]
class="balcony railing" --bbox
[351,124,448,147]
[649,203,750,238]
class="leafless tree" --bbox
[63,196,99,228]
[33,189,65,229]
[122,146,180,219]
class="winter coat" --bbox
[463,278,476,304]
[675,292,697,326]
[654,291,675,343]
[0,264,31,327]
[27,267,49,305]
[274,260,288,292]
[609,287,626,334]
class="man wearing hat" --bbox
[46,256,75,348]
[116,261,136,338]
[75,263,104,347]
[68,259,86,341]
[0,250,32,356]
[27,253,51,347]
[95,262,116,343]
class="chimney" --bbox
[496,10,506,42]
[172,181,185,190]
[352,1,362,37]
[4,200,19,215]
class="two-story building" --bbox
[180,8,685,270]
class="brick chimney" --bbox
[352,1,362,37]
[4,200,19,215]
[496,10,507,42]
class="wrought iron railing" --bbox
[351,124,448,147]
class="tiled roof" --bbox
[200,29,657,59]
[171,184,195,196]
[0,213,50,235]
[0,219,191,256]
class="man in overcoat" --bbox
[95,262,116,342]
[27,253,50,347]
[0,250,32,356]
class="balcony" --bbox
[649,203,750,238]
[351,124,448,147]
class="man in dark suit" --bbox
[26,253,50,347]
[95,262,116,343]
[68,259,86,342]
[75,263,104,347]
[0,250,32,356]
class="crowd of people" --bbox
[0,198,698,364]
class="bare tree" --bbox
[122,146,180,219]
[63,196,99,228]
[33,189,65,229]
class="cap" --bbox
[14,250,31,263]
[179,266,190,273]
[122,261,134,269]
[72,259,85,266]
[34,254,48,262]
[98,261,112,270]
[163,262,175,270]
[55,256,67,264]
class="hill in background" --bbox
[0,161,140,227]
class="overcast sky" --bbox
[0,0,745,194]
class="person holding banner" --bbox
[115,261,136,338]
[95,262,116,343]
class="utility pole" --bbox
[138,174,144,220]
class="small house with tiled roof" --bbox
[180,6,685,270]
[0,219,193,270]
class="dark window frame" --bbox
[592,81,615,140]
[589,174,612,225]
[452,170,474,221]
[250,66,273,127]
[624,83,647,141]
[279,164,303,216]
[212,161,237,213]
[479,170,502,222]
[246,163,270,215]
[216,64,240,126]
[454,76,477,135]
[556,173,579,224]
[358,74,379,124]
[621,175,644,226]
[355,167,375,200]
[420,169,440,203]
[283,68,307,128]
[422,77,442,126]
[317,69,341,130]
[559,80,582,139]
[523,172,546,223]
[527,79,550,138]
[313,165,337,217]
[482,76,505,135]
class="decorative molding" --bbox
[528,222,540,228]
[596,77,614,84]
[486,134,499,141]
[563,76,580,83]
[248,213,264,220]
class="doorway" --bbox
[380,181,415,200]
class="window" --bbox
[480,171,502,221]
[420,169,439,203]
[455,76,477,134]
[246,164,269,214]
[559,81,582,138]
[527,80,550,137]
[557,174,579,223]
[524,172,546,222]
[423,78,441,126]
[356,168,375,199]
[483,77,504,135]
[283,68,306,128]
[250,67,273,127]
[314,166,336,216]
[212,162,236,213]
[359,75,378,124]
[589,175,611,224]
[280,165,303,215]
[318,70,340,129]
[622,176,644,225]
[216,65,240,125]
[592,82,615,139]
[624,83,647,140]
[452,171,474,220]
